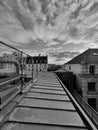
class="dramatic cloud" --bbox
[0,0,98,64]
[49,50,79,64]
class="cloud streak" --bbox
[0,0,98,64]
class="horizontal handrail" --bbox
[0,41,31,56]
[0,40,35,110]
[72,89,98,125]
[0,75,21,86]
[55,73,97,130]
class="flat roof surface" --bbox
[30,88,66,95]
[1,72,89,130]
[19,98,75,110]
[2,123,88,130]
[26,92,70,101]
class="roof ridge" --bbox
[65,49,89,64]
[65,48,98,64]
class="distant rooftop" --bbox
[33,55,47,61]
[65,48,98,64]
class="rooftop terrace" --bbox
[0,72,97,130]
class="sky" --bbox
[0,0,98,64]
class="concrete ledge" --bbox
[55,73,97,130]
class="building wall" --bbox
[25,63,47,79]
[65,63,98,75]
[75,74,83,90]
[82,64,98,74]
[76,75,98,112]
[65,64,82,74]
[26,63,47,73]
[65,63,98,112]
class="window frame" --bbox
[88,82,96,92]
[69,66,71,70]
[89,65,95,74]
[88,98,96,110]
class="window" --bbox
[88,98,96,110]
[88,82,95,92]
[36,60,38,64]
[89,65,95,74]
[44,60,47,64]
[69,66,71,70]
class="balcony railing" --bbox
[56,72,98,128]
[71,89,98,128]
[0,41,38,110]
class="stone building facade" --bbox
[33,55,48,72]
[26,55,48,73]
[64,49,98,112]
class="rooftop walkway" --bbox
[1,72,97,130]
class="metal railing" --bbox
[55,72,98,130]
[72,89,98,127]
[0,41,34,88]
[55,73,98,130]
[0,41,37,109]
[56,72,98,127]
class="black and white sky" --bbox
[0,0,98,64]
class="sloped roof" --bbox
[65,48,98,64]
[33,56,47,61]
[26,56,48,64]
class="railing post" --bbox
[32,57,33,83]
[20,52,23,94]
[0,97,1,105]
[36,60,38,77]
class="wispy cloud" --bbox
[0,0,98,64]
[49,50,79,64]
